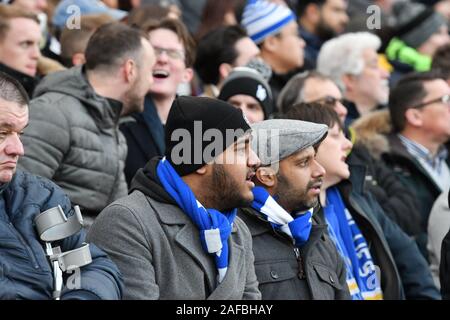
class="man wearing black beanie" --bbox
[87,96,262,299]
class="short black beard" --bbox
[205,164,251,212]
[316,19,337,42]
[276,172,320,214]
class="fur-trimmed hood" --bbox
[350,109,392,160]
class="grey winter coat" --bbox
[87,158,261,300]
[18,66,127,215]
[238,207,351,300]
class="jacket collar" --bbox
[298,25,324,51]
[140,95,165,154]
[238,206,327,247]
[133,158,239,231]
[0,63,37,98]
[384,133,443,189]
[0,181,9,195]
[143,184,241,296]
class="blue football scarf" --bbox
[324,186,383,300]
[156,158,236,284]
[251,186,312,247]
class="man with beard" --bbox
[238,118,351,300]
[296,0,349,69]
[87,96,262,299]
[18,23,155,226]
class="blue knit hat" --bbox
[241,0,296,44]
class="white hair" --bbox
[317,32,381,93]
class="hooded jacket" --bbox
[18,66,128,216]
[87,158,261,300]
[0,170,123,300]
[351,109,449,258]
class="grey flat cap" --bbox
[251,119,328,166]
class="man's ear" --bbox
[255,166,276,187]
[195,165,208,176]
[71,53,86,66]
[405,108,423,128]
[123,58,137,83]
[342,74,356,93]
[304,3,321,25]
[218,63,233,82]
[260,36,278,54]
[182,67,194,83]
[130,0,141,8]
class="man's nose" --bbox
[4,134,25,157]
[248,147,261,169]
[312,159,326,178]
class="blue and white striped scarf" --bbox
[251,186,313,247]
[156,158,236,284]
[324,187,383,300]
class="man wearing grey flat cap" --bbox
[238,118,351,300]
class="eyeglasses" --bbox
[310,96,345,107]
[411,94,450,109]
[152,45,185,61]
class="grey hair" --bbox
[277,71,330,114]
[317,32,381,93]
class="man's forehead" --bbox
[236,132,252,144]
[0,99,28,117]
[9,17,40,30]
[285,146,315,162]
[304,77,341,99]
[424,79,450,95]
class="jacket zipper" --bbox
[294,247,306,279]
[106,126,121,205]
[8,223,40,269]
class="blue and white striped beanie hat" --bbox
[241,0,296,44]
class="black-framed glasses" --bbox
[152,45,185,61]
[310,96,345,106]
[411,94,450,109]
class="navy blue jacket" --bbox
[336,165,440,299]
[299,25,324,70]
[0,170,123,300]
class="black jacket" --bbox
[337,165,440,299]
[347,144,422,237]
[238,207,350,300]
[382,134,449,259]
[0,62,38,98]
[440,227,450,299]
[269,68,303,114]
[120,95,165,186]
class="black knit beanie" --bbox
[218,67,274,118]
[392,0,447,49]
[165,96,251,176]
